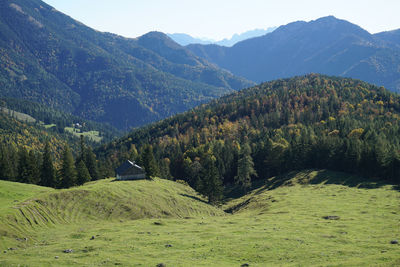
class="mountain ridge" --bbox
[187,16,400,92]
[0,0,252,129]
[168,27,277,47]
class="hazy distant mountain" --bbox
[166,33,214,46]
[0,0,252,129]
[374,29,400,48]
[187,16,400,92]
[168,27,277,47]
[214,27,277,46]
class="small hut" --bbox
[115,160,146,180]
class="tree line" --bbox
[0,136,107,188]
[2,75,400,203]
[97,75,400,203]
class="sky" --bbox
[43,0,400,40]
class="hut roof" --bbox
[115,160,144,175]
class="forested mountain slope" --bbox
[98,74,400,198]
[0,0,252,129]
[187,16,400,92]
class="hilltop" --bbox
[188,16,400,92]
[0,178,223,249]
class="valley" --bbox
[0,0,400,266]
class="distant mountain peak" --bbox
[187,16,400,92]
[168,27,277,47]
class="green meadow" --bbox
[64,127,102,142]
[0,170,399,266]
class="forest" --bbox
[1,97,121,141]
[0,135,108,188]
[97,74,400,202]
[2,74,400,203]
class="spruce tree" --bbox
[59,145,77,188]
[41,142,56,188]
[199,154,223,204]
[17,147,30,183]
[235,142,257,192]
[85,147,99,180]
[28,150,40,184]
[76,159,91,185]
[0,144,15,180]
[77,135,86,163]
[141,145,159,178]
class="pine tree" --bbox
[41,142,56,188]
[141,145,159,178]
[77,135,86,163]
[17,147,30,183]
[235,142,257,192]
[85,147,99,180]
[0,144,15,180]
[28,150,40,184]
[76,159,91,185]
[199,154,223,204]
[159,158,172,179]
[59,145,77,188]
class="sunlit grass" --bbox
[0,171,399,266]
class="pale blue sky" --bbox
[43,0,400,40]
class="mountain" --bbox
[168,27,277,47]
[0,0,252,129]
[166,33,214,46]
[374,29,400,48]
[187,16,400,92]
[98,74,400,190]
[214,27,277,47]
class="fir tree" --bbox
[17,147,31,183]
[28,150,40,184]
[235,142,257,192]
[76,159,91,185]
[141,145,159,178]
[199,154,223,204]
[41,142,56,188]
[59,145,77,188]
[0,144,15,181]
[85,147,99,180]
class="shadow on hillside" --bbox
[224,169,398,200]
[262,169,395,191]
[180,193,208,204]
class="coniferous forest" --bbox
[2,74,399,203]
[97,74,400,201]
[1,1,400,264]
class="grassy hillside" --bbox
[0,171,399,266]
[0,178,223,250]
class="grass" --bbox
[64,127,102,142]
[0,108,36,123]
[43,124,56,129]
[0,170,399,266]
